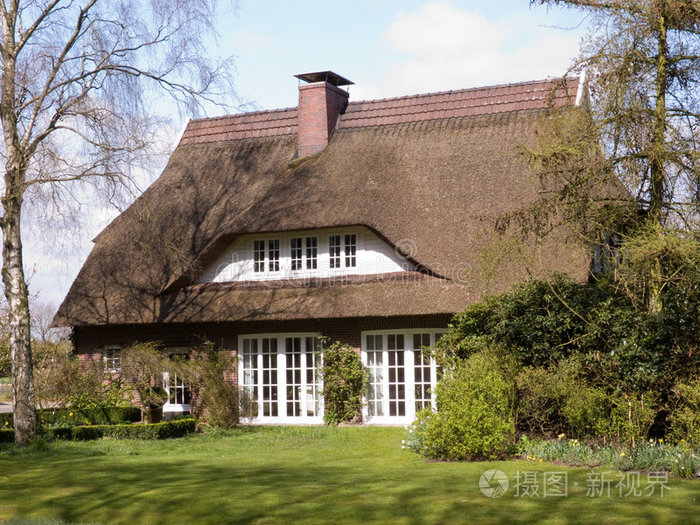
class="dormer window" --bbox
[268,240,280,272]
[253,240,265,272]
[329,235,341,268]
[199,226,417,284]
[291,238,303,270]
[306,237,318,269]
[345,234,357,268]
[253,239,281,273]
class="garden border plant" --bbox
[321,340,369,426]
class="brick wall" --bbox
[74,314,451,395]
[75,314,450,355]
[297,81,349,157]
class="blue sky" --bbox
[218,0,588,110]
[31,0,589,309]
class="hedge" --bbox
[72,419,195,441]
[0,419,195,443]
[0,406,142,429]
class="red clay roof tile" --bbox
[178,77,580,145]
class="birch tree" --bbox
[0,0,235,446]
[529,0,700,310]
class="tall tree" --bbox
[0,0,235,446]
[529,0,700,310]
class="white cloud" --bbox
[353,2,582,100]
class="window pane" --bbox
[268,240,280,272]
[291,238,302,271]
[329,235,341,268]
[253,240,265,273]
[306,237,318,270]
[344,234,356,267]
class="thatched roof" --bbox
[55,77,592,327]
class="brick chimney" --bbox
[295,71,353,157]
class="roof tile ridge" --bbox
[188,106,298,125]
[346,77,577,108]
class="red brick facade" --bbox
[74,314,451,389]
[296,81,349,157]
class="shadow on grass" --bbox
[0,429,699,524]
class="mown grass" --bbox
[1,426,699,524]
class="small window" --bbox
[291,238,303,271]
[329,235,341,268]
[253,240,265,273]
[345,234,357,268]
[268,240,280,272]
[103,346,121,372]
[306,237,318,270]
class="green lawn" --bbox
[1,426,699,524]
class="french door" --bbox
[163,349,191,413]
[363,331,443,424]
[240,334,323,422]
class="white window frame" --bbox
[238,333,323,424]
[102,345,122,373]
[163,348,191,413]
[361,329,444,425]
[252,238,282,274]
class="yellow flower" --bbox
[69,412,73,417]
[539,458,544,462]
[558,433,566,440]
[659,438,664,443]
[620,452,625,457]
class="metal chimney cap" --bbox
[294,71,354,87]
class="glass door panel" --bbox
[387,334,405,417]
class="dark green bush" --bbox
[322,341,369,425]
[72,419,195,441]
[0,413,12,428]
[668,381,700,444]
[40,407,142,427]
[416,349,516,460]
[73,425,104,440]
[436,275,700,394]
[181,347,241,428]
[0,428,14,443]
[1,407,141,429]
[516,360,609,439]
[47,427,74,440]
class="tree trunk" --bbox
[0,11,36,446]
[1,183,36,447]
[647,5,668,313]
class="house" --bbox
[55,71,592,424]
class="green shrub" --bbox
[517,435,700,478]
[180,346,241,428]
[418,349,516,460]
[73,425,104,441]
[0,413,12,428]
[0,407,142,429]
[606,392,658,446]
[403,408,432,454]
[322,341,369,426]
[0,428,14,443]
[47,427,73,440]
[668,381,700,444]
[72,419,195,441]
[516,360,609,439]
[40,406,142,427]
